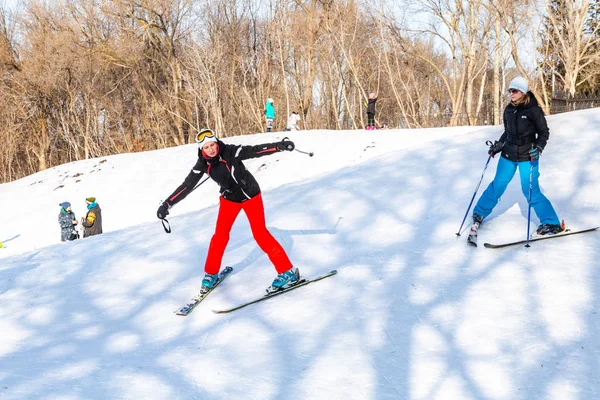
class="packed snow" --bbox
[0,109,599,400]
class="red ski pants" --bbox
[204,193,292,275]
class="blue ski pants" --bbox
[473,156,560,225]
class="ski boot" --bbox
[199,273,219,294]
[266,267,300,294]
[536,220,566,236]
[467,214,484,246]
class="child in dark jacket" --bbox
[58,202,78,242]
[366,93,377,130]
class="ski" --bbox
[212,269,338,314]
[483,227,599,249]
[174,266,233,316]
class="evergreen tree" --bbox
[584,0,600,94]
[538,0,566,97]
[539,0,600,97]
[586,0,600,35]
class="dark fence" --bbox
[551,94,600,114]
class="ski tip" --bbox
[467,241,477,247]
[483,243,492,248]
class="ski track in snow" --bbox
[0,110,599,399]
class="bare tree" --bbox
[542,0,600,97]
[1,0,599,183]
[400,0,494,126]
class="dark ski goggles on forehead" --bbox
[196,129,215,143]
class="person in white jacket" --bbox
[286,111,301,131]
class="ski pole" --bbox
[281,136,314,157]
[191,176,210,193]
[455,142,494,236]
[161,176,211,234]
[525,147,535,247]
[294,148,314,157]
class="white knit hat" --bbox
[508,76,529,93]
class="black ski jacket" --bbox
[498,92,550,162]
[165,140,284,205]
[366,98,377,114]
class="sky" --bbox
[1,0,19,10]
[1,110,599,399]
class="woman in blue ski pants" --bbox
[472,76,562,235]
[473,156,559,225]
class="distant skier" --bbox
[58,202,78,242]
[265,98,275,132]
[156,128,299,293]
[470,76,563,242]
[365,93,377,130]
[82,197,103,238]
[286,111,301,131]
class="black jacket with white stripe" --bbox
[165,140,282,205]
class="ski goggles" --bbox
[195,129,215,144]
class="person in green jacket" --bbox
[265,98,275,132]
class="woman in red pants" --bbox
[157,129,298,293]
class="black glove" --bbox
[528,145,542,161]
[157,202,170,220]
[488,140,504,157]
[278,140,295,152]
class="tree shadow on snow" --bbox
[1,125,599,399]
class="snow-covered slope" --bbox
[1,110,599,400]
